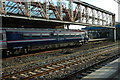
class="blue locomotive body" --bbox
[1,28,89,55]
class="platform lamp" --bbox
[114,0,120,22]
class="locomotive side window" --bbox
[81,34,85,37]
[41,33,50,38]
[79,35,82,37]
[1,30,7,41]
[0,33,2,40]
[64,33,71,37]
[58,33,64,37]
[23,34,30,37]
[32,34,41,39]
[23,34,32,39]
[23,33,41,39]
[2,34,3,40]
[70,33,76,37]
[54,33,58,37]
[76,33,80,37]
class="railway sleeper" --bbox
[34,70,42,73]
[41,68,50,71]
[28,71,36,75]
[20,73,29,77]
[3,44,119,79]
[11,76,17,79]
[47,66,54,69]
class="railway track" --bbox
[61,52,120,80]
[2,41,116,75]
[2,41,114,68]
[2,43,119,80]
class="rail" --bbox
[2,43,119,80]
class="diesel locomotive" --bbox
[0,28,89,56]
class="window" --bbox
[70,33,76,37]
[0,33,3,40]
[58,33,64,37]
[41,33,50,38]
[23,34,30,37]
[54,33,58,37]
[1,32,5,40]
[22,34,31,39]
[32,34,41,38]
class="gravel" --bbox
[2,41,118,76]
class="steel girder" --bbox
[0,0,115,28]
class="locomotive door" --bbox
[1,29,7,49]
[0,29,2,49]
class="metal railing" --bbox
[0,0,116,28]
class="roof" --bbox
[82,27,108,30]
[115,22,120,27]
[82,23,120,30]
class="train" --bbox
[0,28,89,56]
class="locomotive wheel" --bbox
[6,51,10,56]
[6,50,13,56]
[13,49,21,55]
[24,48,28,53]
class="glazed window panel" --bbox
[23,34,31,37]
[58,33,64,37]
[31,34,41,39]
[22,34,32,39]
[0,33,3,40]
[41,33,50,38]
[64,33,71,37]
[54,33,58,37]
[70,34,76,37]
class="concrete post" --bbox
[118,3,120,22]
[112,14,115,27]
[109,28,116,42]
[113,28,116,42]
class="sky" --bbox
[69,0,119,29]
[82,0,118,21]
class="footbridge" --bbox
[0,0,115,28]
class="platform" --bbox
[81,58,120,80]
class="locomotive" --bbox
[0,28,89,56]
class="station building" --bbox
[82,22,120,40]
[82,27,110,39]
